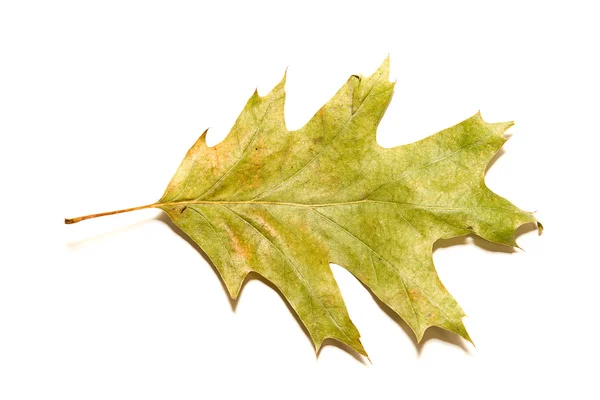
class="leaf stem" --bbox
[64,203,159,224]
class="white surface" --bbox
[1,1,598,399]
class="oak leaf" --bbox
[67,58,540,356]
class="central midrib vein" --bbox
[160,199,370,208]
[156,199,517,212]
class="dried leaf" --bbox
[67,58,540,356]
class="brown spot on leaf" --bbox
[409,288,422,303]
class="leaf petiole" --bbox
[64,203,158,224]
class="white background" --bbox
[1,1,598,399]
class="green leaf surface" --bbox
[68,58,540,357]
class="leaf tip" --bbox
[415,330,425,344]
[537,221,544,235]
[379,55,391,79]
[260,70,287,99]
[277,68,287,90]
[474,111,514,130]
[455,320,475,347]
[199,128,208,144]
[510,217,543,250]
[501,121,515,138]
[463,332,476,348]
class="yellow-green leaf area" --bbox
[157,58,538,356]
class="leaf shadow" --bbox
[486,146,505,174]
[157,213,368,364]
[66,218,157,251]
